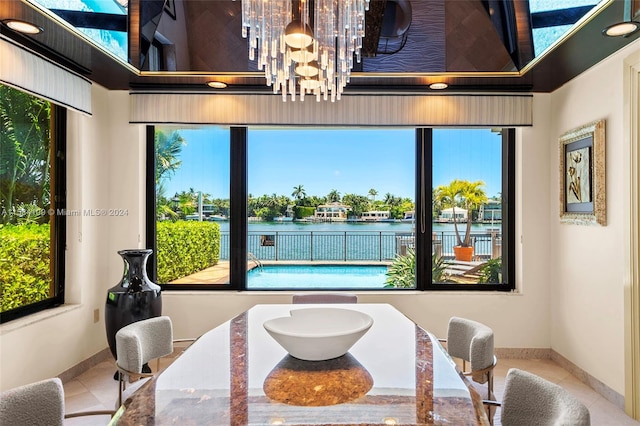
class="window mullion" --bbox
[230,127,248,291]
[415,128,432,290]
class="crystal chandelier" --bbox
[239,0,370,102]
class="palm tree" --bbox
[155,130,185,185]
[368,188,378,201]
[291,184,306,202]
[154,130,185,219]
[327,189,341,203]
[342,193,371,218]
[0,85,51,224]
[435,179,487,247]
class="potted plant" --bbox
[435,179,487,261]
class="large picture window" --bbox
[246,128,416,290]
[147,126,514,291]
[0,84,66,322]
[424,128,514,290]
[150,126,230,289]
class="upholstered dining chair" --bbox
[115,316,195,407]
[441,316,497,397]
[292,292,358,304]
[0,377,114,426]
[485,368,591,426]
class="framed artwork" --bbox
[164,0,176,20]
[559,119,606,225]
[632,0,640,20]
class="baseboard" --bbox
[550,349,625,410]
[494,347,624,410]
[495,347,552,359]
[57,348,112,383]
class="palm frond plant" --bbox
[431,252,449,283]
[385,248,416,288]
[385,249,451,288]
[478,257,502,283]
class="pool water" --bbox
[247,265,388,289]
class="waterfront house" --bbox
[437,207,468,223]
[313,202,351,222]
[479,200,502,223]
[360,210,392,221]
[1,0,639,421]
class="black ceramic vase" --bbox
[105,249,162,360]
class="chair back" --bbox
[292,292,358,304]
[0,378,64,426]
[501,368,590,425]
[447,316,494,372]
[116,316,174,374]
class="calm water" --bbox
[246,265,389,289]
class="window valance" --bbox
[130,92,532,127]
[0,38,92,115]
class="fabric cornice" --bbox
[130,93,532,126]
[0,38,92,115]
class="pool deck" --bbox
[169,261,231,285]
[169,260,393,285]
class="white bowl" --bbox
[263,308,374,361]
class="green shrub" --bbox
[478,257,502,283]
[384,249,450,288]
[293,206,315,219]
[156,221,220,283]
[384,248,416,288]
[0,224,51,312]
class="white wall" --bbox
[9,40,639,395]
[0,85,145,391]
[548,39,640,395]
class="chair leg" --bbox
[487,403,494,426]
[487,370,494,425]
[488,370,494,395]
[118,372,125,407]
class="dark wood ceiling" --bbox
[0,0,638,94]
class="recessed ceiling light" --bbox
[602,21,640,37]
[207,81,227,89]
[430,82,448,90]
[3,19,43,35]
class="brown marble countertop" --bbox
[116,304,489,425]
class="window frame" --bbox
[0,104,67,323]
[146,125,515,292]
[420,128,515,291]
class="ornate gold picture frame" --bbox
[559,119,606,226]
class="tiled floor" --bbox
[62,357,640,425]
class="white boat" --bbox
[273,216,294,222]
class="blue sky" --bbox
[160,127,502,200]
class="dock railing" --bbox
[219,230,502,262]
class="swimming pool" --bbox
[246,265,389,289]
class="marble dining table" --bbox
[115,303,490,425]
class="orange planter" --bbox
[453,246,474,261]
